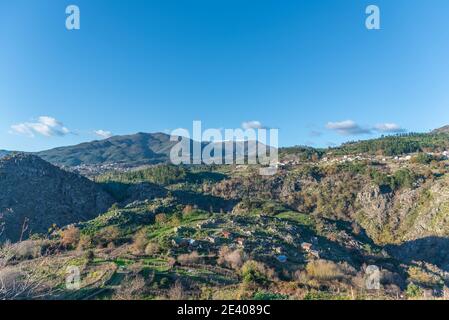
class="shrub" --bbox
[168,280,186,300]
[155,213,168,224]
[144,242,160,255]
[392,169,415,189]
[84,249,95,262]
[369,169,391,188]
[77,234,92,251]
[60,227,80,248]
[113,275,146,300]
[177,251,201,265]
[11,241,42,260]
[241,260,270,286]
[369,168,416,190]
[253,291,288,300]
[131,229,148,255]
[351,222,361,235]
[406,283,423,299]
[94,226,120,247]
[171,213,182,227]
[305,260,344,281]
[411,153,435,164]
[167,257,176,269]
[217,246,245,270]
[407,266,440,286]
[182,205,194,216]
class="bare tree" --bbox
[112,275,146,300]
[19,217,29,242]
[168,280,187,300]
[0,267,47,300]
[0,221,5,239]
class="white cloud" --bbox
[10,116,71,137]
[326,120,407,136]
[326,120,371,136]
[94,130,113,139]
[374,123,406,134]
[242,120,264,130]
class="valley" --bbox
[1,130,449,300]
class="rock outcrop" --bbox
[0,154,114,242]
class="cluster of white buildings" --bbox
[393,155,412,162]
[319,150,449,165]
[66,163,132,176]
[321,155,371,164]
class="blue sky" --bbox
[1,0,449,151]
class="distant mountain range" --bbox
[1,126,448,168]
[36,132,273,168]
[37,132,174,167]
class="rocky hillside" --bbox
[0,150,11,158]
[432,125,449,134]
[0,154,114,242]
[3,161,449,300]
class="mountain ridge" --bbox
[7,125,449,169]
[36,132,275,168]
[37,132,174,167]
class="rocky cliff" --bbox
[0,154,114,242]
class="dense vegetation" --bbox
[368,168,418,191]
[279,146,326,161]
[97,165,189,186]
[332,133,449,156]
